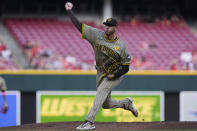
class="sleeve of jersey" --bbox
[121,47,131,66]
[82,24,98,44]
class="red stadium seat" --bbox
[4,19,197,70]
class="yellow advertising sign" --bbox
[36,91,164,123]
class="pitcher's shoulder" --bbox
[117,39,128,48]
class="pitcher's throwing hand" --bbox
[65,2,73,10]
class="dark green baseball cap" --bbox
[103,18,118,27]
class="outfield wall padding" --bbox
[0,70,197,92]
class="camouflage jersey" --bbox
[82,24,131,75]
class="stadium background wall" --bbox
[0,70,197,124]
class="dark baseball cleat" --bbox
[76,121,95,130]
[126,97,138,117]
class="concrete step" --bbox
[0,21,30,68]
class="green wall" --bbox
[1,74,197,92]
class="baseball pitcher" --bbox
[0,77,8,114]
[65,2,138,130]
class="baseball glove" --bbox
[1,103,8,114]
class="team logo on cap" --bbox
[107,18,112,22]
[114,45,119,51]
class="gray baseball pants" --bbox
[85,71,130,123]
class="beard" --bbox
[105,30,115,36]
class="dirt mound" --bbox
[0,121,197,130]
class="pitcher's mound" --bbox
[0,121,197,130]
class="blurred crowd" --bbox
[131,39,197,70]
[131,52,197,71]
[1,38,197,71]
[23,40,93,70]
[180,50,197,71]
[1,14,197,71]
[130,14,185,26]
[127,15,197,71]
[132,56,154,70]
[0,39,16,69]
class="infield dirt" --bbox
[0,121,197,130]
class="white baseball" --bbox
[65,2,73,10]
